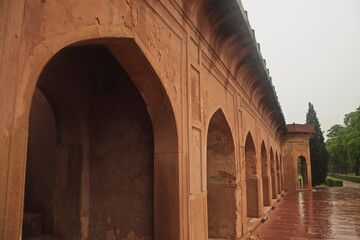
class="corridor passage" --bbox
[253,186,360,240]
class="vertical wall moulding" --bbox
[190,127,202,193]
[238,110,243,171]
[190,66,201,121]
[189,196,207,240]
[189,36,200,65]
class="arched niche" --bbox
[206,109,236,239]
[261,141,271,206]
[276,153,281,194]
[245,132,260,218]
[270,148,277,199]
[21,39,179,240]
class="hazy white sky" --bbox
[241,0,360,134]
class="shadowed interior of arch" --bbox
[270,148,278,199]
[276,154,282,194]
[206,109,236,239]
[261,142,271,206]
[22,44,179,239]
[245,132,260,218]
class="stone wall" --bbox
[0,1,289,239]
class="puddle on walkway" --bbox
[254,187,360,239]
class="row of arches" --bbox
[22,43,284,239]
[206,109,284,238]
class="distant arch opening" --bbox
[206,109,236,239]
[245,132,260,218]
[298,156,308,188]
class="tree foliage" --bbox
[326,106,360,176]
[306,102,329,185]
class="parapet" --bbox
[286,123,315,135]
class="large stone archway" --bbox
[5,37,180,240]
[206,109,237,239]
[24,45,158,239]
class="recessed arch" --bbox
[276,152,281,194]
[280,155,284,191]
[17,35,180,240]
[261,141,271,206]
[206,108,237,239]
[270,147,277,199]
[245,132,261,218]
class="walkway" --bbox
[252,186,360,240]
[341,178,360,188]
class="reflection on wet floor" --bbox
[253,187,360,240]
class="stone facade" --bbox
[0,0,312,239]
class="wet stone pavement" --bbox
[253,187,360,240]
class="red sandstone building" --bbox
[0,0,314,239]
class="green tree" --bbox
[326,107,360,176]
[326,126,347,174]
[343,107,360,175]
[306,102,329,185]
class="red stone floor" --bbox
[253,187,360,240]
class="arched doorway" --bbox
[22,40,179,239]
[261,142,271,206]
[206,109,236,239]
[245,132,260,218]
[270,148,277,199]
[298,156,308,188]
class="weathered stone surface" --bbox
[0,1,313,240]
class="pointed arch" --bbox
[14,35,180,239]
[261,141,271,206]
[245,132,260,218]
[276,152,281,194]
[270,147,277,199]
[280,154,283,188]
[261,142,268,178]
[206,108,237,239]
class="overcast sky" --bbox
[241,0,360,134]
